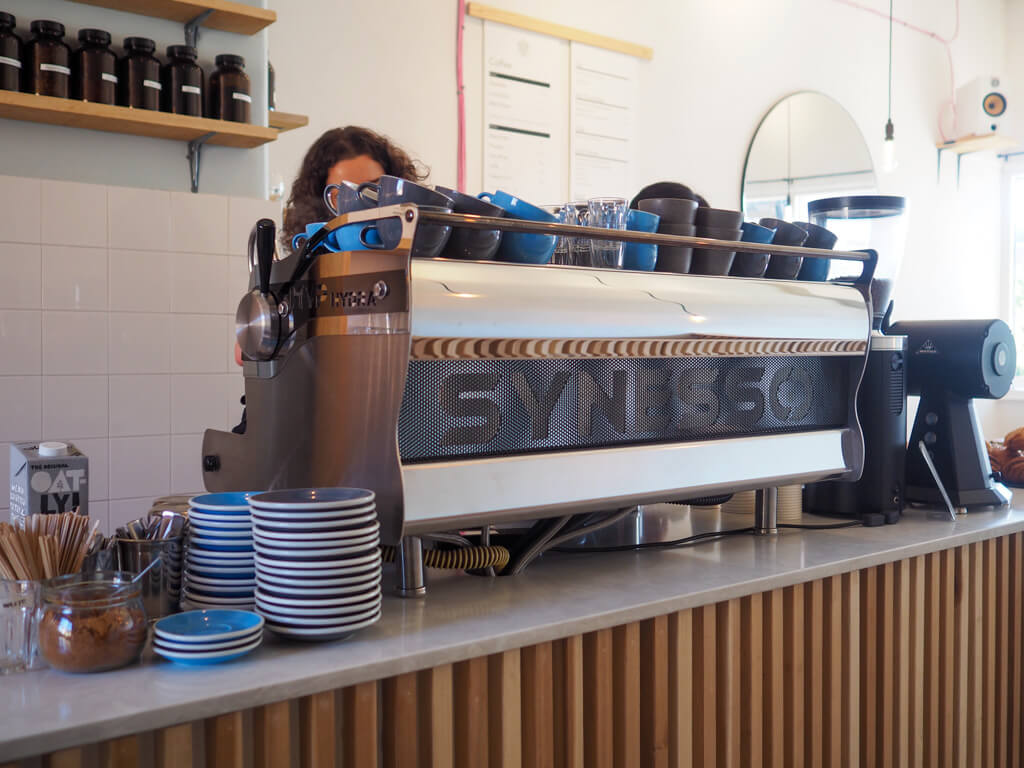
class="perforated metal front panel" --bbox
[398,356,851,463]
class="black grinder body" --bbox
[805,334,907,525]
[888,319,1015,510]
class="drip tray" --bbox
[560,503,749,549]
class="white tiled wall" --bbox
[0,175,280,534]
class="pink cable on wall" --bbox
[456,0,467,192]
[833,0,960,141]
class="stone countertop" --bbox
[2,501,1024,761]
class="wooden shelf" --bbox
[466,2,653,60]
[0,90,277,148]
[67,0,275,35]
[268,110,309,132]
[936,133,1018,155]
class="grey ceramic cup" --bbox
[323,180,374,217]
[761,218,809,279]
[637,198,698,227]
[695,207,743,229]
[434,185,505,260]
[691,225,741,275]
[639,198,698,273]
[357,175,455,258]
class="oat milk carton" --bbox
[9,441,89,525]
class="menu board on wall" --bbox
[569,43,638,201]
[482,22,569,204]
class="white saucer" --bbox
[249,488,375,511]
[256,594,380,618]
[252,550,381,570]
[250,503,376,522]
[264,611,381,640]
[249,511,376,530]
[253,540,379,559]
[255,568,381,589]
[155,630,262,652]
[257,603,380,627]
[251,528,380,548]
[254,577,381,598]
[186,574,257,589]
[188,511,252,527]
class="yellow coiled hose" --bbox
[381,544,510,572]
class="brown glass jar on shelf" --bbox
[118,36,161,110]
[161,45,202,116]
[208,54,250,123]
[0,12,21,93]
[24,20,71,98]
[73,28,116,104]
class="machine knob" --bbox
[236,291,280,361]
[992,341,1011,376]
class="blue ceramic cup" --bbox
[794,222,838,281]
[623,208,660,271]
[291,221,387,254]
[729,222,776,277]
[478,190,558,264]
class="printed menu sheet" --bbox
[569,43,638,201]
[482,22,569,204]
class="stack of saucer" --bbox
[183,493,256,611]
[250,488,382,641]
[154,609,263,666]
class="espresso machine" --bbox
[203,205,876,593]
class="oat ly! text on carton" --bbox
[9,441,89,525]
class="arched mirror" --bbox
[741,92,876,221]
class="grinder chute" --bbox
[888,319,1015,510]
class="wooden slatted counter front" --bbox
[2,508,1023,767]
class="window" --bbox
[1007,166,1024,379]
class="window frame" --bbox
[1000,153,1024,394]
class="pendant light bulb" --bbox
[882,118,898,173]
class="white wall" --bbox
[270,0,1005,309]
[0,173,278,533]
[0,0,269,196]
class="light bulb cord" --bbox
[887,0,893,124]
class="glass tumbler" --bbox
[588,197,628,268]
[0,580,42,675]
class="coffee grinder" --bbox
[887,319,1015,510]
[804,196,909,525]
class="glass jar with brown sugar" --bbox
[0,12,22,93]
[24,20,71,98]
[208,54,250,123]
[161,44,203,116]
[73,28,116,104]
[118,36,161,110]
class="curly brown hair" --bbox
[281,126,427,249]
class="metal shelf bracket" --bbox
[187,132,215,193]
[184,9,215,47]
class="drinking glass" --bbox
[555,202,591,266]
[0,580,42,674]
[588,197,629,269]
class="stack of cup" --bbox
[250,488,383,641]
[794,222,838,281]
[638,198,698,273]
[730,222,776,278]
[761,218,809,279]
[692,207,743,275]
[623,209,660,271]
